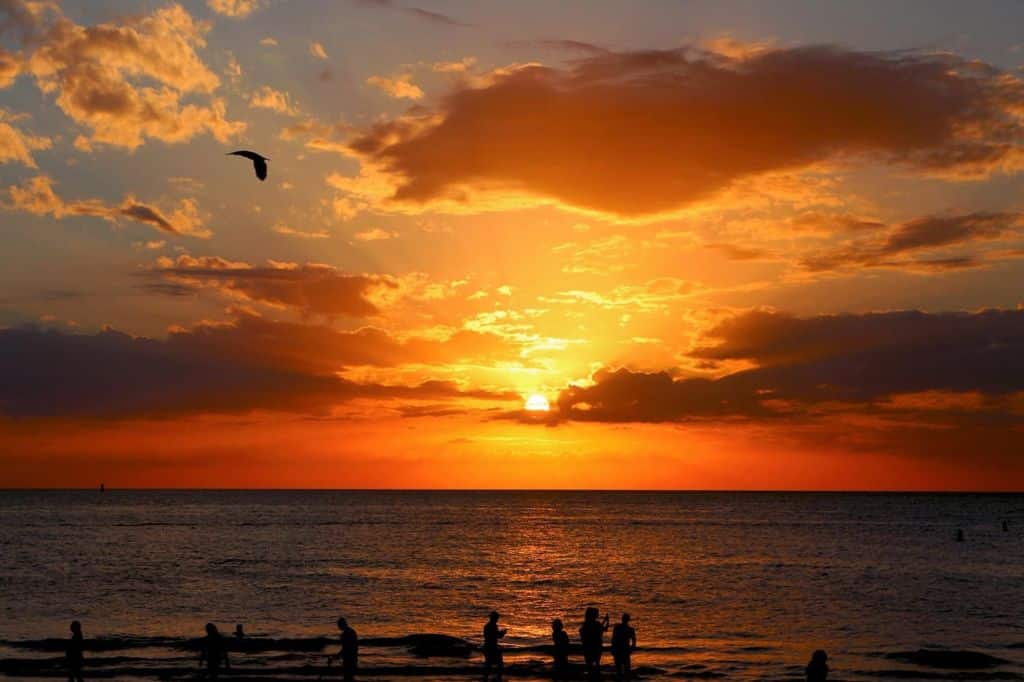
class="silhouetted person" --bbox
[234,624,245,639]
[327,617,358,682]
[551,619,570,680]
[579,607,608,679]
[198,623,230,680]
[610,614,636,681]
[227,150,270,181]
[806,650,829,681]
[1003,520,1010,532]
[66,621,84,682]
[482,611,507,681]
[956,528,965,542]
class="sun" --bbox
[524,394,551,412]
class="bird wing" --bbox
[254,157,267,181]
[227,150,264,162]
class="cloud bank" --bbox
[343,46,1024,217]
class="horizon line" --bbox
[2,487,1023,494]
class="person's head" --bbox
[552,618,563,632]
[621,613,631,624]
[70,621,81,635]
[585,607,599,622]
[205,623,218,637]
[811,650,828,665]
[488,611,500,623]
[337,617,348,631]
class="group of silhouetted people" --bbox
[60,618,358,682]
[61,616,830,681]
[483,608,636,681]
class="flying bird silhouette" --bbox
[227,150,269,181]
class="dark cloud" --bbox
[704,243,776,261]
[0,288,85,305]
[555,368,771,423]
[352,0,469,27]
[137,282,199,297]
[0,322,518,418]
[151,256,394,317]
[553,309,1024,423]
[504,39,608,54]
[346,46,1024,217]
[166,309,518,374]
[118,203,176,233]
[4,175,209,237]
[801,212,1023,271]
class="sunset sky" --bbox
[3,0,1024,489]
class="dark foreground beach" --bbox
[1,491,1022,680]
[3,632,1023,680]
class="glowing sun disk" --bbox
[525,394,550,412]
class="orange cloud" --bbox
[272,223,329,239]
[207,0,261,18]
[249,85,299,114]
[4,175,210,237]
[0,110,51,167]
[279,117,351,153]
[366,73,424,100]
[353,227,396,241]
[345,46,1024,218]
[0,47,20,87]
[5,1,245,149]
[309,41,328,60]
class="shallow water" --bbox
[1,491,1022,680]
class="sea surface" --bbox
[0,491,1022,680]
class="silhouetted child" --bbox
[552,619,570,680]
[234,624,245,639]
[66,621,84,682]
[1003,520,1010,533]
[806,650,828,682]
[483,611,507,681]
[610,614,636,681]
[957,528,965,542]
[579,607,609,679]
[198,623,230,680]
[327,617,359,682]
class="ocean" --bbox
[0,491,1021,680]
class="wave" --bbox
[854,670,1022,680]
[885,650,1012,669]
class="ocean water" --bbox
[0,491,1022,680]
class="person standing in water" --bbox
[482,611,507,681]
[198,623,230,680]
[610,614,636,681]
[806,650,829,681]
[66,621,84,682]
[579,607,609,679]
[551,618,571,680]
[234,624,245,640]
[327,617,359,682]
